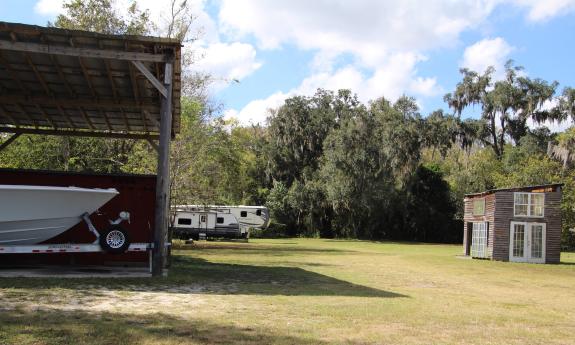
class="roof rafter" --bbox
[0,40,167,62]
[0,126,159,140]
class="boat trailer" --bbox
[0,211,156,272]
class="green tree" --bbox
[404,164,459,243]
[445,61,560,158]
[52,0,151,35]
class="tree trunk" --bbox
[489,114,501,158]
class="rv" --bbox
[172,205,270,239]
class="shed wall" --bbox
[493,190,562,263]
[463,194,495,257]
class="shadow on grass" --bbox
[169,256,405,298]
[175,242,356,255]
[0,309,324,345]
[0,256,406,299]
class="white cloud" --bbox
[34,0,64,16]
[219,1,502,66]
[227,52,443,126]
[224,91,288,126]
[191,42,262,90]
[528,118,573,133]
[510,0,575,22]
[461,37,514,78]
[525,99,572,133]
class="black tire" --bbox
[99,225,130,254]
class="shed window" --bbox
[514,193,544,217]
[217,217,224,224]
[472,199,485,216]
[177,218,192,225]
[200,215,206,222]
[256,209,262,216]
[240,211,247,217]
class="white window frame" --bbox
[513,192,544,218]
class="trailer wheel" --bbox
[99,225,130,254]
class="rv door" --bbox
[199,213,217,231]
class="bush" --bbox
[250,222,290,238]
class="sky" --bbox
[3,0,575,128]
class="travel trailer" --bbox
[172,205,270,239]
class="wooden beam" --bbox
[143,110,161,130]
[35,104,56,128]
[50,55,76,97]
[146,138,159,152]
[78,56,97,99]
[132,61,167,97]
[78,106,96,130]
[25,53,51,95]
[0,126,159,140]
[0,53,27,93]
[56,105,76,129]
[104,60,119,100]
[0,105,19,126]
[128,62,149,133]
[99,109,113,131]
[15,103,38,128]
[0,95,160,110]
[0,133,21,152]
[0,40,167,62]
[152,57,173,277]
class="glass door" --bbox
[510,222,526,262]
[529,224,545,264]
[471,222,488,258]
[509,222,546,263]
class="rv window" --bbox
[200,215,206,222]
[241,211,247,217]
[178,218,192,225]
[217,217,224,224]
[256,209,262,216]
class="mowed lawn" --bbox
[1,239,575,345]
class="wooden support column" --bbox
[152,56,173,277]
[0,133,21,152]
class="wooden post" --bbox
[0,133,21,152]
[152,56,173,277]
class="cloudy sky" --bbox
[3,0,575,126]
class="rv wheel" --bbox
[99,225,131,254]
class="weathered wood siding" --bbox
[493,189,562,263]
[463,194,495,257]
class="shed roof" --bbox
[0,21,181,140]
[465,183,564,198]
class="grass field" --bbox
[1,239,574,345]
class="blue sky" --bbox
[4,0,575,127]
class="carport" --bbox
[0,21,182,276]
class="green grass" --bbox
[1,239,575,344]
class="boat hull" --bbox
[0,185,118,245]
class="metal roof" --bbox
[0,21,181,140]
[464,183,564,197]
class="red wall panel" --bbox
[0,168,156,266]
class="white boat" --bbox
[0,185,119,245]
